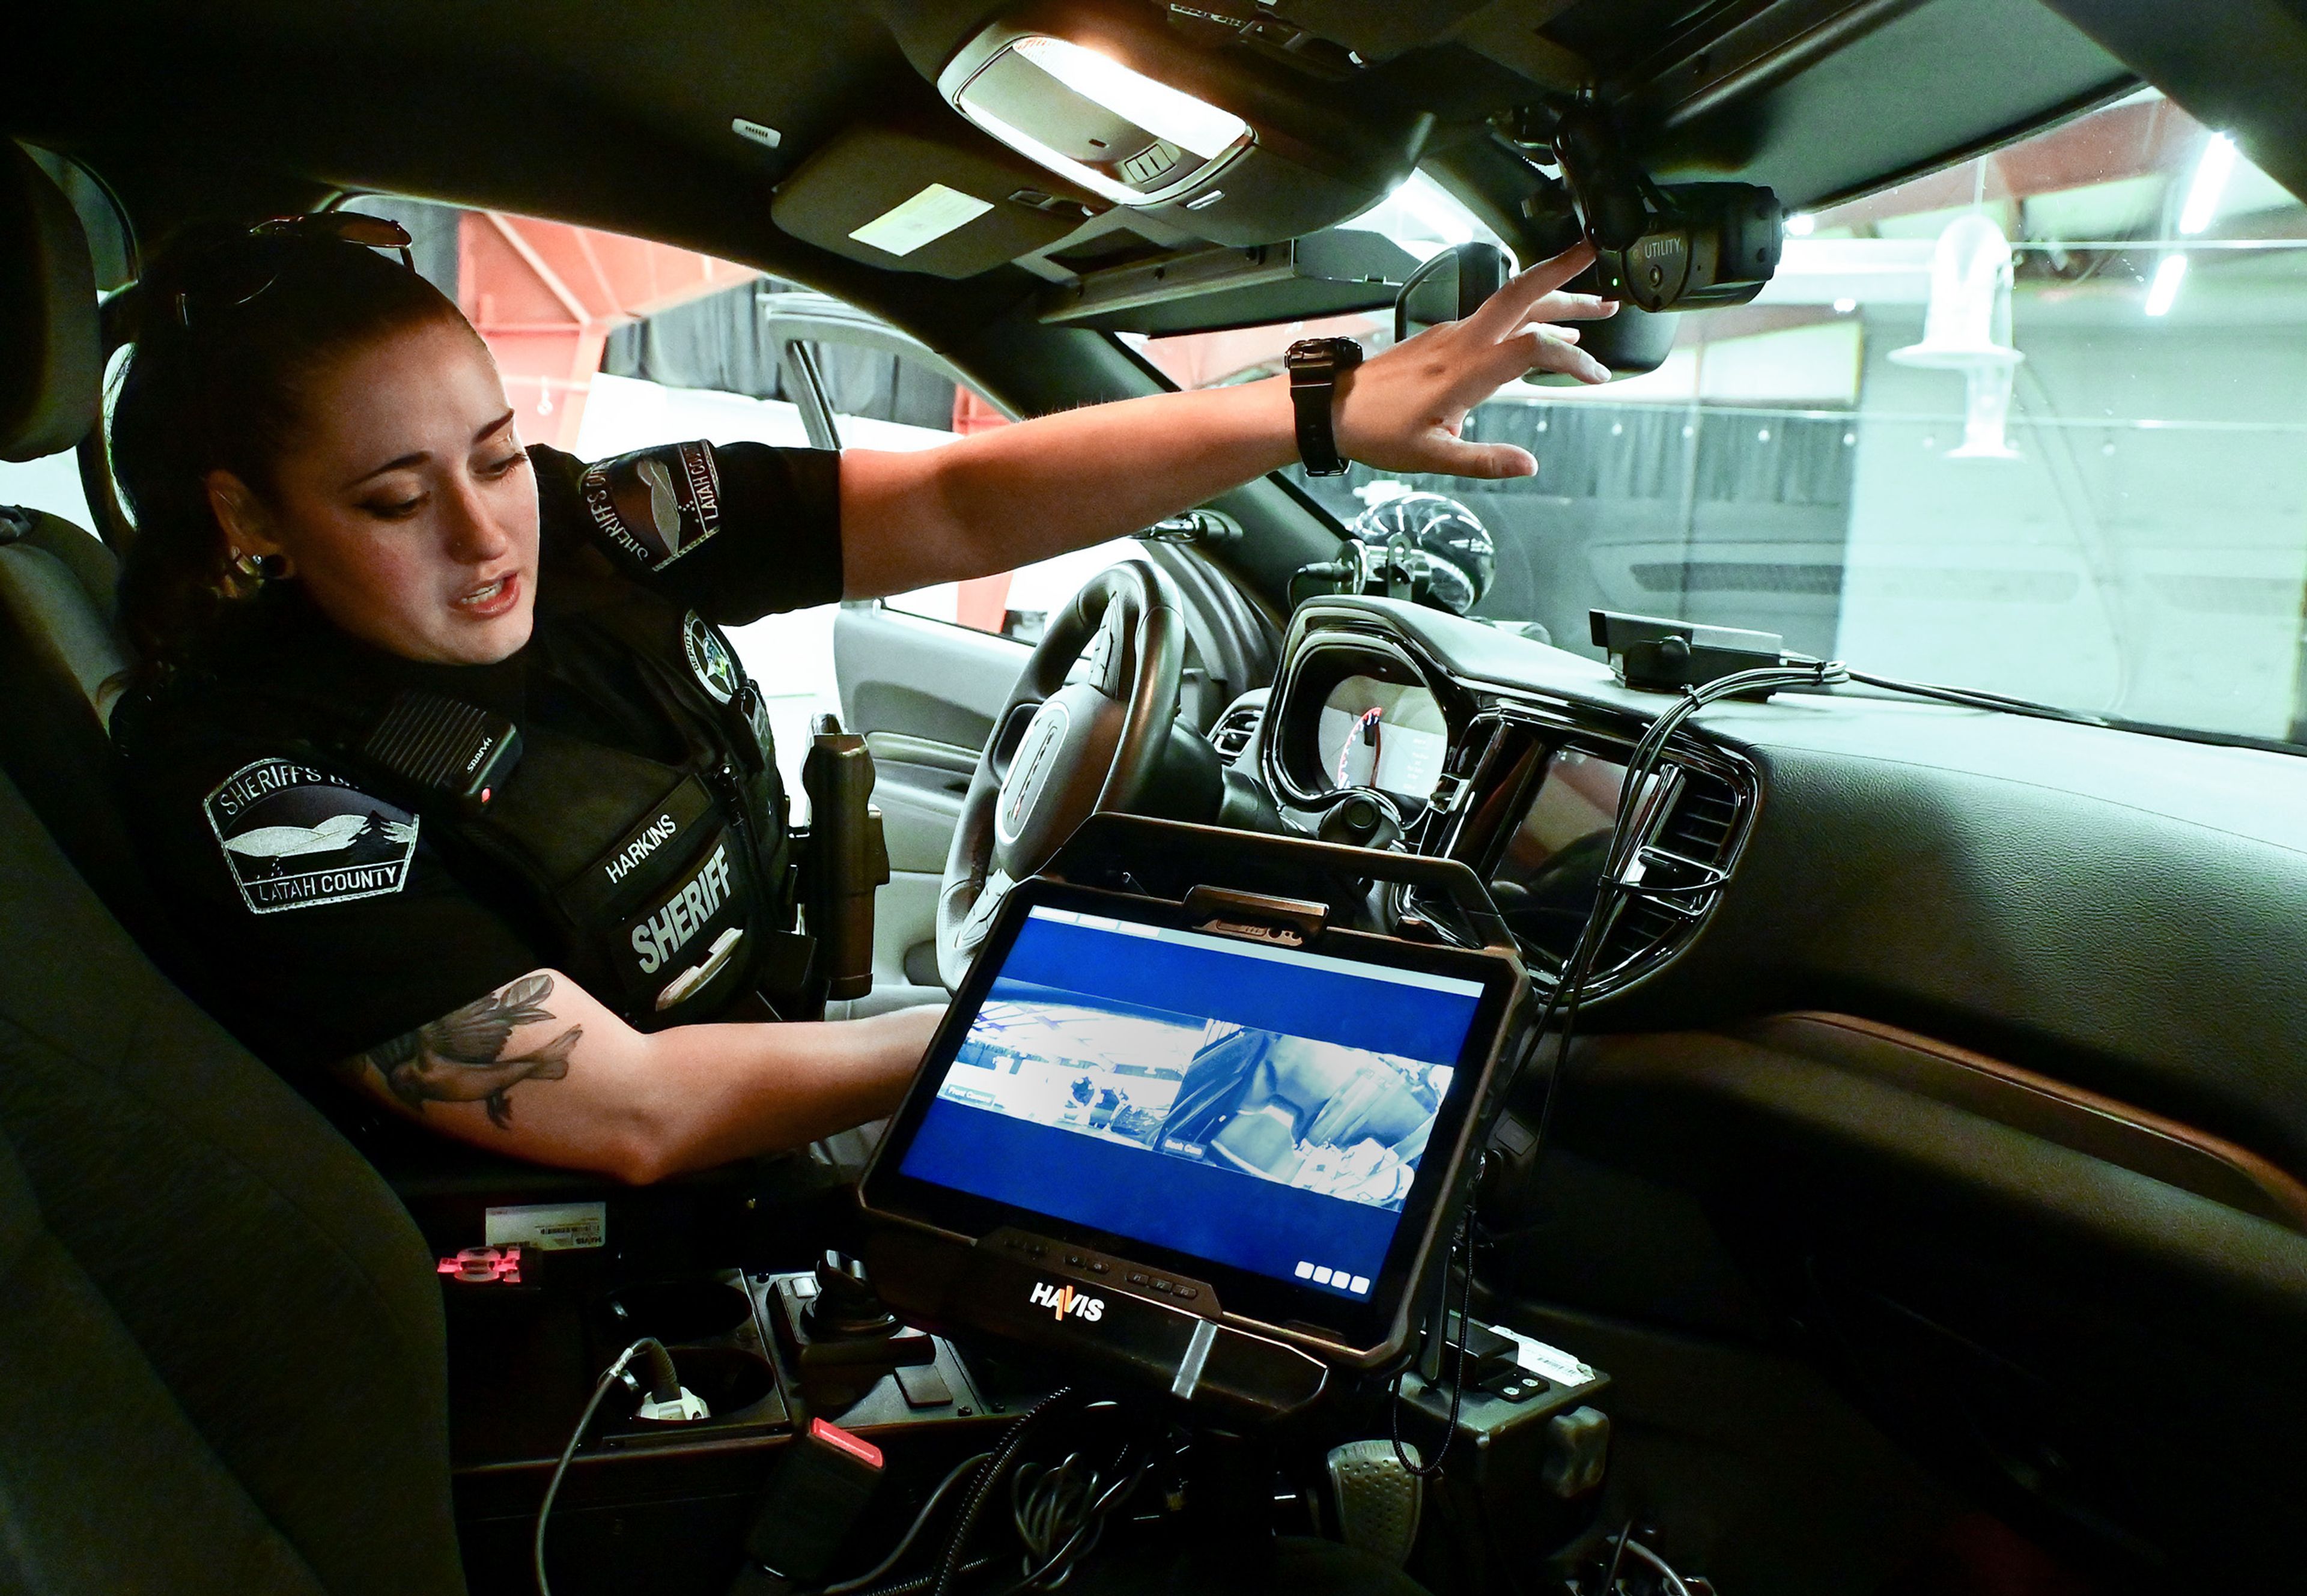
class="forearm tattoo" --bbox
[344,972,583,1129]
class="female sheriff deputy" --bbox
[109,217,1612,1185]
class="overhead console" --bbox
[922,0,1431,247]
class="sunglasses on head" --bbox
[172,213,418,329]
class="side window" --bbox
[806,341,1143,645]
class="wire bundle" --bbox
[1525,658,1847,1159]
[1389,658,1849,1481]
[810,1389,1162,1596]
[1004,1435,1160,1591]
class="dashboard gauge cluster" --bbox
[1265,636,1468,809]
[1263,602,1758,1003]
[1316,676,1448,797]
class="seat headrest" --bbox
[0,141,100,464]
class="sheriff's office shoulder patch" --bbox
[579,441,723,572]
[204,758,421,915]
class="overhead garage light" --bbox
[2144,252,2188,317]
[2178,134,2237,235]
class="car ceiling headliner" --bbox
[9,0,2303,357]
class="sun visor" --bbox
[773,122,1103,279]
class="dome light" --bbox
[949,32,1250,209]
[1010,35,1246,161]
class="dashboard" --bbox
[1231,595,2307,1160]
[1215,601,2307,1589]
[1257,607,1755,997]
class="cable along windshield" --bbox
[1137,94,2307,750]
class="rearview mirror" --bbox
[1393,240,1680,380]
[1394,241,1511,342]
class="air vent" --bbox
[1591,765,1743,981]
[1211,699,1265,760]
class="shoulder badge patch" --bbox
[682,610,743,703]
[204,758,422,915]
[579,441,723,572]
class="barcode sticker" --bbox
[485,1201,607,1252]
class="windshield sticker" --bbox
[580,441,722,571]
[204,758,421,915]
[682,611,743,703]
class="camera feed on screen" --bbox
[946,997,1451,1215]
[1316,676,1447,799]
[898,908,1483,1301]
[1488,748,1653,958]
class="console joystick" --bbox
[803,1249,901,1340]
[769,1249,937,1413]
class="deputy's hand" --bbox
[1333,241,1617,479]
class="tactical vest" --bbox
[428,599,807,1030]
[195,593,805,1031]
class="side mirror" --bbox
[1395,241,1511,342]
[1394,240,1680,380]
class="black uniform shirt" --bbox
[115,439,842,1073]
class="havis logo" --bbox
[1027,1281,1105,1323]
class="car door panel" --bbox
[836,602,1027,993]
[862,730,974,875]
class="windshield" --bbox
[1141,92,2307,750]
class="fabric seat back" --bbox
[1,136,468,1595]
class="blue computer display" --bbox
[898,909,1483,1299]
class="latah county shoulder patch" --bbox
[579,441,723,572]
[203,758,421,915]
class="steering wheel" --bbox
[937,559,1185,989]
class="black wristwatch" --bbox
[1286,336,1364,477]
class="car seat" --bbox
[0,139,166,940]
[1,132,472,1595]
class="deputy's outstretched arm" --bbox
[836,241,1615,598]
[332,969,941,1183]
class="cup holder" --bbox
[601,1279,753,1345]
[611,1347,776,1428]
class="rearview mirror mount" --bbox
[1394,241,1512,342]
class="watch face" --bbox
[1289,337,1360,375]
